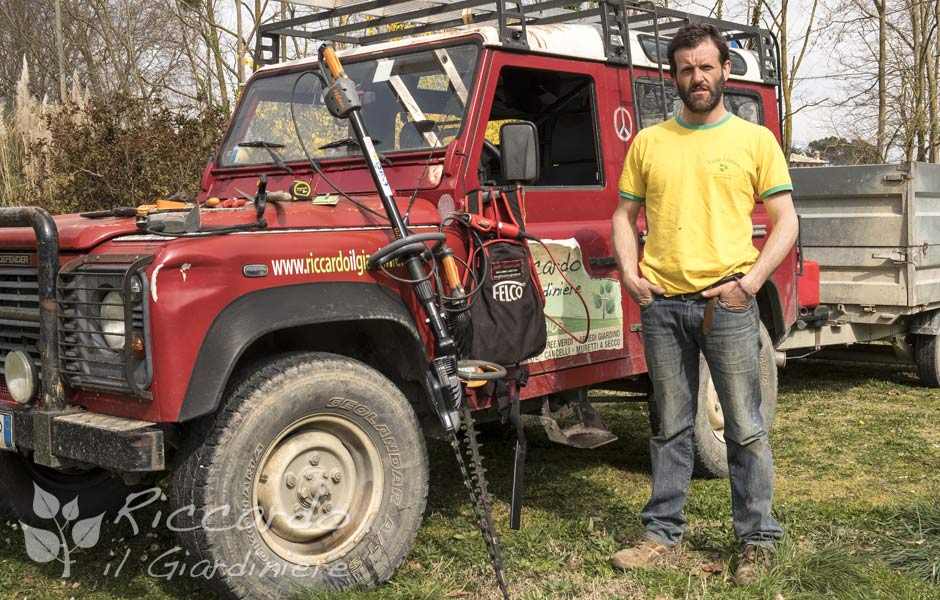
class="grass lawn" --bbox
[1,359,938,599]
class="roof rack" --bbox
[255,0,779,84]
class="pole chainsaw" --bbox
[316,43,513,599]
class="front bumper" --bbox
[3,406,165,472]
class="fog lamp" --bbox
[4,350,37,404]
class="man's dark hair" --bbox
[666,23,730,78]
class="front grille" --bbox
[0,267,42,403]
[57,255,153,399]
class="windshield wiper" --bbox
[318,137,382,150]
[318,137,390,165]
[238,140,293,173]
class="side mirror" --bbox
[500,122,539,183]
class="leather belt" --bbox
[674,273,745,335]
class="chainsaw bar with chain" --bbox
[446,406,511,599]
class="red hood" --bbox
[0,196,443,251]
[0,213,139,251]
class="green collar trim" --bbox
[675,112,733,130]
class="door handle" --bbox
[589,256,617,268]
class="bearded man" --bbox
[610,23,798,585]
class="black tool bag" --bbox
[464,188,547,365]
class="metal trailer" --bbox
[780,161,940,384]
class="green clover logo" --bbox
[591,280,617,317]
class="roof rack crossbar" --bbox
[278,0,493,41]
[266,27,360,44]
[353,14,503,46]
[253,0,778,85]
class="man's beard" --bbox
[677,75,726,114]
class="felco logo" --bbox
[492,281,525,302]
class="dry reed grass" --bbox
[1,58,88,209]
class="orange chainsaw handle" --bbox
[441,254,462,291]
[321,45,344,82]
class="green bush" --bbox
[31,95,225,215]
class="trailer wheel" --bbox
[693,323,777,479]
[0,452,132,525]
[915,333,940,387]
[171,352,428,600]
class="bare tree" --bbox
[757,0,821,156]
[0,2,64,102]
[875,0,886,159]
[928,0,938,162]
[884,0,937,161]
[822,0,940,162]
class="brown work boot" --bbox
[734,544,772,585]
[611,539,677,571]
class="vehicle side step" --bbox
[539,387,617,449]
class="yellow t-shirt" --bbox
[618,113,792,295]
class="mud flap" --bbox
[539,387,618,449]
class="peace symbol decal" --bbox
[614,107,634,142]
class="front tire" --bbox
[171,352,429,600]
[693,323,777,479]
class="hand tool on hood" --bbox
[80,207,138,219]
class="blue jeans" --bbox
[639,294,783,549]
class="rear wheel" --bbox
[915,333,940,387]
[171,352,428,600]
[693,323,777,479]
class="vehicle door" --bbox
[467,51,647,391]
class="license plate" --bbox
[0,413,14,451]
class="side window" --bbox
[635,79,764,129]
[724,93,762,124]
[485,66,601,187]
[639,35,669,63]
[728,50,748,76]
[636,79,681,129]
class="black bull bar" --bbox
[0,207,164,472]
[0,206,64,410]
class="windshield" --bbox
[218,43,480,167]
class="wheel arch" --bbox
[756,279,785,344]
[178,282,431,423]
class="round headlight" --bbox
[4,350,37,404]
[100,290,126,351]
